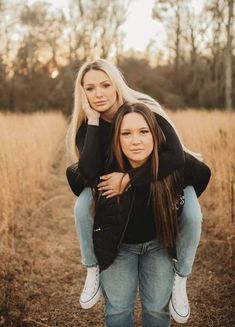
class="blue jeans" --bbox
[74,188,97,267]
[101,240,173,327]
[74,186,202,276]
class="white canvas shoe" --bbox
[169,273,190,324]
[79,266,101,309]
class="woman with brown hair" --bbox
[90,102,207,326]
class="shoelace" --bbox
[83,270,99,293]
[173,279,188,306]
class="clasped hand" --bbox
[98,172,130,198]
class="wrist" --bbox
[124,173,130,184]
[122,173,131,190]
[88,118,99,126]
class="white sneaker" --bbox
[169,273,190,324]
[79,266,101,309]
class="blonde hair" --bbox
[66,58,201,163]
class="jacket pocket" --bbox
[92,225,122,271]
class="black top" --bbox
[76,114,185,244]
[122,184,156,243]
[76,114,185,182]
[75,114,211,244]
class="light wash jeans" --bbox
[101,240,173,327]
[74,185,202,276]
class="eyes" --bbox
[85,84,111,92]
[121,129,150,137]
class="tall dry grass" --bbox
[0,111,67,249]
[169,109,235,226]
[1,109,234,249]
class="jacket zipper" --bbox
[117,189,136,249]
[93,226,112,232]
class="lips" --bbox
[130,149,143,153]
[95,100,107,106]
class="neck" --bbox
[101,103,119,122]
[128,158,149,169]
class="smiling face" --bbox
[119,112,154,168]
[82,69,119,120]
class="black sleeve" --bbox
[128,114,185,186]
[75,123,87,153]
[157,114,185,178]
[76,123,103,182]
[184,152,211,197]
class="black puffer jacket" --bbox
[92,152,211,272]
[93,189,135,272]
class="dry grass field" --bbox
[0,109,234,327]
[170,110,235,224]
[0,112,67,249]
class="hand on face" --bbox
[82,69,118,122]
[80,86,100,124]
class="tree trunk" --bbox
[225,0,233,111]
[175,0,181,81]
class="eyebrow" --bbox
[121,127,150,131]
[84,80,110,86]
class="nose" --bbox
[95,87,103,98]
[131,134,141,144]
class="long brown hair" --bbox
[110,102,182,249]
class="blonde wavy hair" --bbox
[66,58,201,163]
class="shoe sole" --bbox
[169,299,190,324]
[80,285,101,310]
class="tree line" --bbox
[0,0,234,114]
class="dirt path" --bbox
[1,142,234,327]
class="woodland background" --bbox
[0,0,234,113]
[0,1,235,326]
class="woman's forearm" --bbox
[78,125,103,181]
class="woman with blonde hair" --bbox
[66,59,210,324]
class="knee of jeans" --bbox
[180,206,202,230]
[142,309,170,327]
[74,195,93,230]
[142,296,170,314]
[105,307,134,327]
[102,284,135,315]
[74,189,92,214]
[106,305,133,318]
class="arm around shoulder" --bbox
[184,152,211,197]
[156,114,185,179]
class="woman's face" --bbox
[119,112,154,168]
[82,69,118,117]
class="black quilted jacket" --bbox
[92,153,211,272]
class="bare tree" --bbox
[152,0,185,80]
[66,0,127,62]
[224,0,234,111]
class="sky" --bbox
[27,0,204,53]
[28,0,164,52]
[119,0,204,52]
[120,0,165,52]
